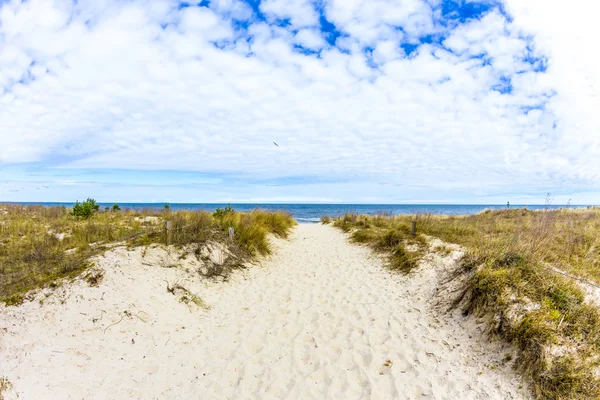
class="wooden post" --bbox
[166,221,172,245]
[228,226,234,239]
[411,221,416,236]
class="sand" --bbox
[0,224,529,399]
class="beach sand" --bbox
[0,224,529,399]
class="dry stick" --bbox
[103,313,125,334]
[540,264,600,290]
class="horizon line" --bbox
[1,201,595,207]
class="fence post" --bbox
[228,226,234,239]
[167,221,172,245]
[411,220,416,236]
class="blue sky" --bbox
[1,0,599,204]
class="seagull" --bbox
[273,142,279,147]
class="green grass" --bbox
[333,208,600,399]
[0,204,296,305]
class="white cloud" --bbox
[210,0,254,21]
[503,0,600,180]
[325,0,434,45]
[259,0,319,28]
[372,40,404,64]
[294,29,326,50]
[0,0,599,202]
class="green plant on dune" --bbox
[70,198,100,219]
[212,204,235,219]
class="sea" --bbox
[6,203,589,223]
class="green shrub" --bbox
[112,204,121,212]
[213,204,235,219]
[70,198,99,219]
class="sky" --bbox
[0,0,599,204]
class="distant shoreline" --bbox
[1,202,594,222]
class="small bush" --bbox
[112,204,121,212]
[213,204,235,219]
[71,198,99,219]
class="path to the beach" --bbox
[0,224,528,399]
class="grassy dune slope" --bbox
[0,204,296,306]
[330,208,600,400]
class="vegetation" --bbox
[333,208,600,399]
[111,204,121,212]
[71,198,100,219]
[213,204,235,219]
[0,203,295,306]
[0,376,12,400]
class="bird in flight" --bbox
[273,142,279,147]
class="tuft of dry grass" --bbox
[0,376,12,400]
[0,204,296,305]
[166,281,209,309]
[333,212,426,273]
[332,208,600,399]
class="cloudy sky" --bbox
[1,0,599,204]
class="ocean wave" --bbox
[295,217,321,223]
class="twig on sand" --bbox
[92,310,106,324]
[103,314,125,333]
[135,311,149,323]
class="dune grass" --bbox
[333,208,600,399]
[0,376,12,400]
[0,204,295,305]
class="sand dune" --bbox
[0,224,528,399]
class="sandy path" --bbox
[0,224,528,399]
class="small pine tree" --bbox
[163,203,171,211]
[112,204,121,212]
[71,198,99,219]
[213,204,234,219]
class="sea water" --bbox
[9,202,587,223]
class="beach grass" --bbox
[0,376,12,400]
[0,204,295,306]
[333,208,600,399]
